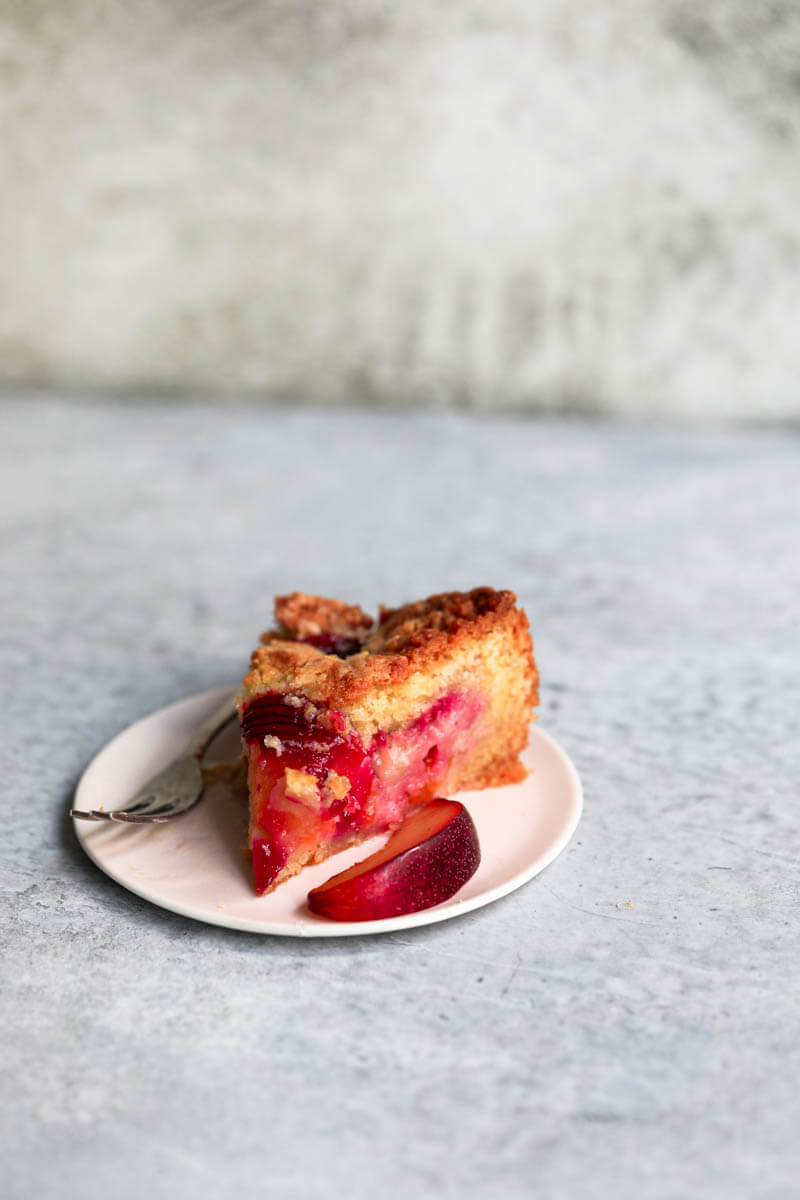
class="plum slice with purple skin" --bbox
[307,798,481,922]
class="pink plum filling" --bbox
[241,689,486,894]
[369,691,486,826]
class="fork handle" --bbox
[70,808,176,823]
[182,692,239,757]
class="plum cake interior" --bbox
[238,588,538,894]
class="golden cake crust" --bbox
[272,592,373,639]
[242,587,539,713]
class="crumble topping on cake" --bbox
[265,592,375,657]
[243,587,538,726]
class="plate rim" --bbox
[73,686,583,937]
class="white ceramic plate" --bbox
[72,687,583,936]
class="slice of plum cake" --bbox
[238,588,539,894]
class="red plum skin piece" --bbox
[307,799,480,922]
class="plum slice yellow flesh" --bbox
[307,798,480,922]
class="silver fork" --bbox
[70,693,239,824]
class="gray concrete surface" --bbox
[1,396,799,1199]
[3,3,800,419]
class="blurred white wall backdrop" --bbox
[1,1,799,419]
